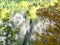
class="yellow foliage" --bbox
[0,8,10,22]
[54,0,58,3]
[16,1,30,10]
[50,0,58,6]
[29,6,40,19]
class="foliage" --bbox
[34,3,60,45]
[0,0,60,45]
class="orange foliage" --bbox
[34,3,60,45]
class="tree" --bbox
[34,3,60,45]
